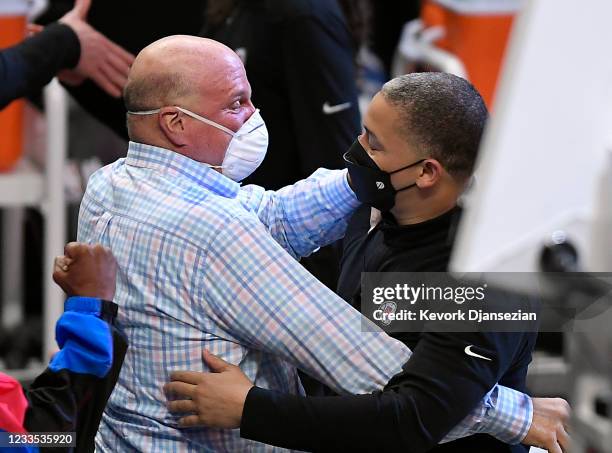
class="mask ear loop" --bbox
[391,159,427,193]
[389,158,427,175]
[174,107,236,137]
[127,107,233,171]
[127,107,237,137]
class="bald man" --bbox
[78,37,534,451]
[78,35,410,452]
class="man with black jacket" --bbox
[164,73,571,452]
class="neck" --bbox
[390,185,460,226]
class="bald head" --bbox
[124,35,242,114]
[122,35,256,166]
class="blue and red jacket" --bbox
[0,297,127,452]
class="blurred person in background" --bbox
[35,0,205,137]
[202,0,366,189]
[0,0,133,109]
[202,0,370,292]
[368,0,422,78]
[0,0,133,370]
[0,243,126,453]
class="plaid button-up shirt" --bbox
[79,142,531,452]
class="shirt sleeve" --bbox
[0,23,80,109]
[468,385,533,444]
[240,168,360,259]
[240,330,534,452]
[200,213,411,395]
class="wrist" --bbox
[237,385,255,427]
[484,387,534,444]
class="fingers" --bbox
[104,38,135,67]
[170,371,205,386]
[558,398,571,431]
[91,29,133,97]
[95,63,125,98]
[558,425,571,453]
[54,256,74,272]
[167,399,197,414]
[178,415,203,428]
[203,349,231,372]
[53,259,68,287]
[72,0,92,19]
[65,242,113,260]
[164,381,196,398]
[64,241,84,258]
[106,50,131,80]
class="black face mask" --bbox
[343,139,425,211]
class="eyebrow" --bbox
[230,85,252,99]
[364,125,384,149]
[229,90,245,100]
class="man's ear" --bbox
[416,159,444,189]
[158,108,187,147]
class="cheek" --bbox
[190,125,232,166]
[209,133,233,164]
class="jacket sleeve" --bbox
[23,297,127,453]
[240,330,533,453]
[0,23,80,109]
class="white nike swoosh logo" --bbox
[322,102,352,115]
[464,345,492,361]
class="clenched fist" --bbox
[53,242,117,300]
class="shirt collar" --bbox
[125,141,240,198]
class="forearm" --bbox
[241,386,424,452]
[0,23,80,109]
[241,385,532,452]
[240,329,533,451]
[241,169,360,259]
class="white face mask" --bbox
[128,107,269,182]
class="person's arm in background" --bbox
[35,0,206,139]
[20,243,127,453]
[0,0,133,110]
[281,5,362,177]
[240,168,359,260]
[0,23,78,109]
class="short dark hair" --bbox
[381,72,488,180]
